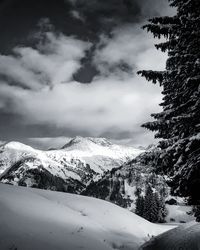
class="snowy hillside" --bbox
[141,221,200,250]
[83,148,194,224]
[165,205,195,223]
[83,151,170,209]
[0,183,174,250]
[0,137,143,192]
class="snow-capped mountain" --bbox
[0,137,143,193]
[61,136,143,173]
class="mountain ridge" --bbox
[0,136,143,193]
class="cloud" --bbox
[0,29,91,90]
[0,19,164,146]
[0,0,174,146]
[70,10,85,22]
[93,23,167,77]
[1,74,162,145]
[26,136,72,150]
[65,0,174,30]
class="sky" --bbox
[0,0,175,149]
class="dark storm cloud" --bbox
[67,0,173,81]
[0,0,172,80]
[0,0,174,146]
[67,0,172,25]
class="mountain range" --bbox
[0,136,143,193]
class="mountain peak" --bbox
[62,136,112,149]
[2,141,34,151]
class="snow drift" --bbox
[141,221,200,250]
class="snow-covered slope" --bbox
[0,137,143,192]
[141,221,200,250]
[61,136,143,173]
[0,183,174,250]
[83,152,170,209]
[165,205,195,223]
[83,148,195,223]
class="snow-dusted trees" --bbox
[138,0,200,206]
[194,206,200,222]
[143,185,159,223]
[135,187,145,217]
[135,194,145,217]
[157,195,168,223]
[135,185,167,223]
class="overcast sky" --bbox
[0,0,174,148]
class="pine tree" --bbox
[194,205,200,222]
[138,0,200,205]
[135,185,168,222]
[156,194,168,223]
[135,187,144,216]
[135,195,145,217]
[143,185,159,222]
